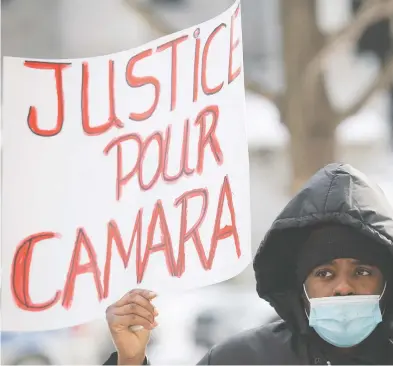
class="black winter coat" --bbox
[105,163,393,365]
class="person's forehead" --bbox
[316,258,375,266]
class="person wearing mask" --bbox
[104,163,393,365]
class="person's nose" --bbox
[332,277,356,296]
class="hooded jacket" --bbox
[196,163,393,365]
[104,163,393,365]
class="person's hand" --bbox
[106,289,158,365]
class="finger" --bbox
[131,318,158,332]
[113,303,156,323]
[119,314,157,330]
[134,289,157,301]
[116,289,157,307]
[129,325,144,332]
[128,294,157,315]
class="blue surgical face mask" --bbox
[304,283,386,348]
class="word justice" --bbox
[11,175,241,312]
[25,6,241,137]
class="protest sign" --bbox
[2,0,251,331]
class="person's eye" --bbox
[356,268,372,276]
[315,269,333,278]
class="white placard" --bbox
[2,0,251,331]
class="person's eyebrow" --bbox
[315,261,334,267]
[351,259,375,266]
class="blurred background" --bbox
[2,0,393,364]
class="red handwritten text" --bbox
[24,5,242,136]
[11,175,240,311]
[104,105,223,201]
